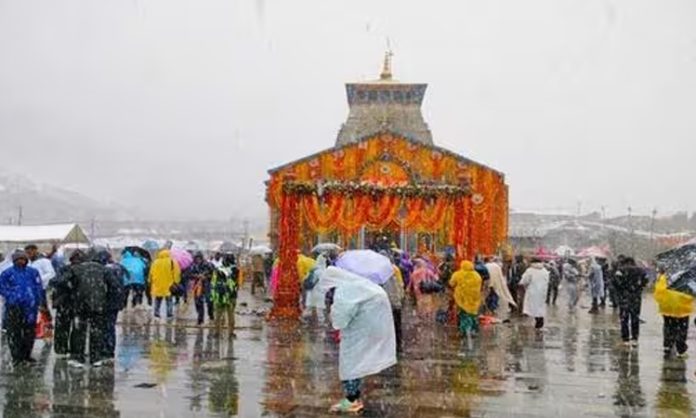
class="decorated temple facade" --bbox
[265,55,508,318]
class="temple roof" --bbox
[336,53,433,147]
[268,132,504,178]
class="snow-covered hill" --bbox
[0,170,134,224]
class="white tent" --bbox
[0,223,90,245]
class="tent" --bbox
[0,224,90,245]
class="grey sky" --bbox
[1,0,695,221]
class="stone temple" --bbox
[336,52,433,147]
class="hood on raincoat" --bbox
[12,250,28,263]
[449,261,483,315]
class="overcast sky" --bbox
[1,0,695,221]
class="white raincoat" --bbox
[520,263,550,318]
[329,267,396,381]
[486,262,517,308]
[588,259,605,299]
[305,260,343,310]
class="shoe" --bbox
[92,360,105,368]
[25,357,37,363]
[631,340,639,347]
[55,353,70,359]
[622,341,632,347]
[68,360,86,369]
[329,399,364,414]
[676,352,689,359]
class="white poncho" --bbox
[328,267,397,381]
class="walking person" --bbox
[149,250,181,322]
[120,250,147,309]
[545,261,561,306]
[653,266,692,357]
[408,259,440,320]
[508,255,527,314]
[563,259,580,311]
[48,252,82,357]
[24,244,56,290]
[449,261,483,337]
[588,257,605,314]
[211,254,239,338]
[520,259,550,330]
[382,265,405,351]
[251,254,267,295]
[614,257,649,347]
[485,257,517,321]
[326,269,396,414]
[95,250,126,361]
[0,250,46,365]
[184,252,215,325]
[62,250,110,368]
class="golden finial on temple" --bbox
[380,49,393,80]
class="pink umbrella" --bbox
[577,246,610,259]
[170,248,194,270]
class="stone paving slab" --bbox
[0,289,694,417]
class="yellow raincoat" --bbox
[654,274,694,318]
[297,254,316,282]
[449,261,483,315]
[149,250,181,298]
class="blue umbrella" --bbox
[335,250,393,285]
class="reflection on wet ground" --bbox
[0,290,695,417]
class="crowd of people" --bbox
[0,241,691,414]
[0,245,241,369]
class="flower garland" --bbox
[283,181,470,199]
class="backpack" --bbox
[73,262,108,313]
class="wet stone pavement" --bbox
[0,287,695,417]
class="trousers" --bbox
[195,296,214,325]
[663,316,689,355]
[620,305,641,342]
[154,297,173,319]
[342,379,362,402]
[5,306,36,364]
[104,310,118,358]
[70,312,107,364]
[53,308,73,355]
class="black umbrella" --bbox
[668,265,696,297]
[122,246,152,263]
[657,243,696,273]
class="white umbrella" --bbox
[335,250,394,285]
[249,245,273,255]
[312,243,342,253]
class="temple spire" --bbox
[380,49,393,80]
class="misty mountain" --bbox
[0,170,135,225]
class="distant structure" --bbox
[336,51,433,146]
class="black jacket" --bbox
[613,266,648,309]
[63,261,109,315]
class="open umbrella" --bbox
[668,265,696,297]
[123,246,152,263]
[249,245,273,256]
[657,243,696,273]
[170,248,194,270]
[218,241,241,253]
[335,250,393,285]
[311,243,342,253]
[577,246,610,259]
[142,240,160,252]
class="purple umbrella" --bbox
[170,248,193,270]
[335,250,394,285]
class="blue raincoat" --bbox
[0,265,45,324]
[120,251,146,286]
